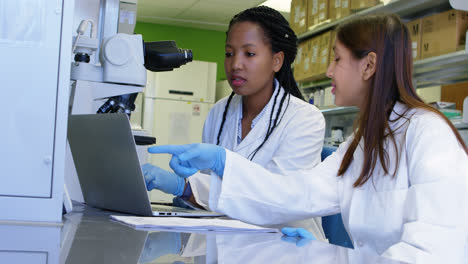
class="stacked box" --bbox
[350,0,380,11]
[297,31,334,81]
[300,37,319,80]
[317,31,332,75]
[421,10,468,59]
[290,0,308,34]
[328,29,337,65]
[329,0,340,21]
[308,0,329,28]
[406,19,422,60]
[294,41,308,81]
[308,0,319,27]
[329,0,351,21]
[318,0,329,24]
[341,0,351,18]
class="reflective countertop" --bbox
[0,204,405,264]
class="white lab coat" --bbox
[208,102,468,263]
[179,232,402,264]
[215,233,403,264]
[188,80,326,240]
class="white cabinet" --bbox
[142,60,216,202]
[143,99,213,202]
[0,224,61,264]
[0,0,73,222]
[146,60,217,103]
[149,99,212,146]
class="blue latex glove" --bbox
[281,227,316,247]
[141,163,185,196]
[139,231,181,263]
[147,143,226,178]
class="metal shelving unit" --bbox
[299,79,331,94]
[453,120,468,130]
[297,0,467,113]
[413,50,468,88]
[320,106,359,115]
[300,47,468,92]
[297,0,449,41]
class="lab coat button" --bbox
[43,155,52,165]
[357,240,364,247]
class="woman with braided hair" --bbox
[142,6,326,239]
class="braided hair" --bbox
[216,6,303,160]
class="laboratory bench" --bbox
[0,203,403,264]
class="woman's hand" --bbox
[148,143,226,178]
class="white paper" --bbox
[110,215,278,233]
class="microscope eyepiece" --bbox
[143,41,193,72]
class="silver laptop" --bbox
[67,113,223,217]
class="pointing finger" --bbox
[148,145,187,155]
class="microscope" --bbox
[69,19,192,116]
[65,0,193,207]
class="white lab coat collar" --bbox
[389,101,412,128]
[390,101,408,117]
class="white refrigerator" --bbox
[141,60,217,202]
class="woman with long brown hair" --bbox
[148,14,468,262]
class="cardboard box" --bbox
[318,0,329,25]
[328,29,337,65]
[307,0,329,30]
[421,10,468,59]
[329,0,340,21]
[406,19,422,60]
[341,0,351,17]
[296,30,334,82]
[350,0,380,11]
[317,31,332,75]
[298,37,320,81]
[329,0,352,21]
[308,0,329,28]
[290,0,308,34]
[294,41,307,81]
[308,0,319,28]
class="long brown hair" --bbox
[336,14,468,187]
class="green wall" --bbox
[135,22,227,81]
